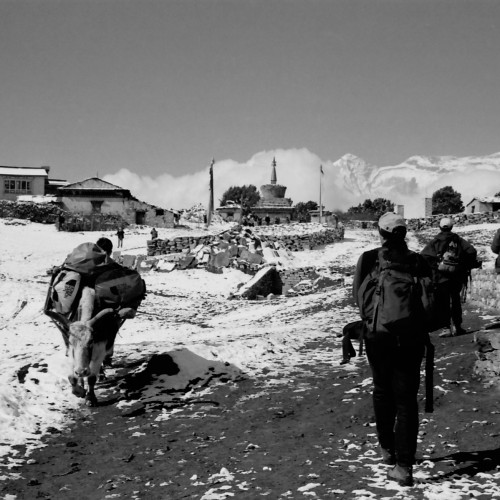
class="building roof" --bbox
[0,166,48,177]
[47,179,69,187]
[58,177,128,191]
[466,196,500,206]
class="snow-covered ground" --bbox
[0,218,499,498]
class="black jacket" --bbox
[491,228,500,273]
[420,230,477,282]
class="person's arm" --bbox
[491,229,500,254]
[459,237,477,268]
[352,250,377,306]
[420,240,439,269]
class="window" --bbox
[155,209,164,216]
[471,206,475,213]
[4,179,32,194]
[91,200,103,213]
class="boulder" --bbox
[234,266,283,300]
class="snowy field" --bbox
[0,218,499,499]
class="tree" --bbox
[220,185,261,214]
[347,198,394,220]
[432,186,464,215]
[293,201,318,222]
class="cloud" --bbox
[103,148,500,218]
[103,148,353,211]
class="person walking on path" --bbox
[490,227,500,273]
[352,212,432,487]
[150,227,158,240]
[420,217,478,337]
[116,227,125,248]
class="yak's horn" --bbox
[78,287,95,323]
[88,308,115,327]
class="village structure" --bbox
[0,165,175,229]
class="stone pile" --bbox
[179,203,224,224]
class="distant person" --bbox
[57,214,65,231]
[491,228,500,273]
[420,217,478,336]
[116,227,125,248]
[353,212,433,487]
[150,227,158,240]
[265,215,270,226]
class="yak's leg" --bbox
[68,374,86,398]
[85,374,98,407]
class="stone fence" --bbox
[0,200,63,224]
[348,211,500,231]
[468,268,500,314]
[147,226,344,256]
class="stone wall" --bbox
[0,200,63,224]
[280,267,319,290]
[347,211,500,231]
[468,268,500,314]
[147,227,344,256]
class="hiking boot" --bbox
[439,328,454,338]
[455,326,467,336]
[380,448,396,465]
[340,358,350,365]
[387,465,413,486]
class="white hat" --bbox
[378,212,406,233]
[440,217,453,229]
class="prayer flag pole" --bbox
[319,164,324,223]
[207,158,215,227]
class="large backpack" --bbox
[357,248,436,335]
[437,234,461,275]
[94,267,146,311]
[63,242,108,276]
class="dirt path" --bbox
[1,307,500,500]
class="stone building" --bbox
[57,177,175,227]
[252,158,293,223]
[466,196,500,214]
[216,201,243,222]
[0,166,49,201]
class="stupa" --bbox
[252,157,293,223]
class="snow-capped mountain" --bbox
[334,152,500,216]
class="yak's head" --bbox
[67,287,115,378]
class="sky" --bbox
[2,0,500,211]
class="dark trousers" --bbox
[435,280,463,328]
[365,336,424,467]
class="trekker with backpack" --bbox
[490,227,500,273]
[420,217,478,337]
[353,212,433,487]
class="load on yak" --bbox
[44,241,146,406]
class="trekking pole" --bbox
[424,338,435,413]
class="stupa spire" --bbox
[271,157,277,185]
